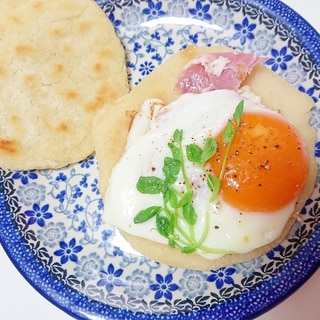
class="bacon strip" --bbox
[175,52,266,94]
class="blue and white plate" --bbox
[1,1,320,319]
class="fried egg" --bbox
[104,89,309,260]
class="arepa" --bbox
[93,45,317,270]
[0,0,128,169]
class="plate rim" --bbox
[1,0,320,319]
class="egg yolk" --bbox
[208,112,309,212]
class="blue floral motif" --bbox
[120,6,141,31]
[189,33,199,44]
[75,204,102,245]
[177,25,214,49]
[299,85,318,103]
[113,246,123,257]
[310,106,320,130]
[98,228,115,257]
[248,30,275,55]
[233,17,256,45]
[211,7,234,34]
[56,172,67,182]
[281,63,306,86]
[237,257,264,278]
[97,263,123,293]
[12,170,38,185]
[137,256,161,271]
[56,190,66,203]
[72,187,83,199]
[207,267,236,289]
[48,170,100,243]
[16,182,46,206]
[265,46,293,72]
[179,270,208,299]
[37,222,67,248]
[151,53,162,62]
[139,61,155,76]
[102,229,114,242]
[108,12,121,28]
[189,1,212,21]
[80,175,88,188]
[25,203,53,227]
[142,1,166,21]
[74,252,104,281]
[146,43,156,53]
[150,273,179,300]
[78,220,87,233]
[80,155,95,169]
[167,0,189,17]
[97,198,104,211]
[73,204,84,214]
[165,37,174,47]
[124,269,151,298]
[133,42,142,53]
[54,238,83,264]
[91,178,100,195]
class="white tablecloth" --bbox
[1,1,319,319]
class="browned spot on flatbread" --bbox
[78,20,93,34]
[32,0,44,11]
[0,66,6,78]
[9,15,21,25]
[57,122,69,132]
[51,28,65,39]
[63,89,79,101]
[23,74,39,90]
[99,49,113,59]
[92,62,104,74]
[53,63,65,75]
[85,84,110,113]
[0,139,19,154]
[15,44,34,56]
[62,44,73,55]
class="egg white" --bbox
[104,89,296,260]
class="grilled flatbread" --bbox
[93,45,317,270]
[0,0,128,170]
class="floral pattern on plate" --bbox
[0,0,320,319]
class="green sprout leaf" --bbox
[168,190,178,208]
[186,143,202,164]
[168,142,181,160]
[234,100,244,126]
[177,190,193,208]
[136,176,164,194]
[134,206,162,224]
[201,137,218,165]
[173,129,183,143]
[207,174,221,202]
[182,202,197,225]
[156,215,172,237]
[163,157,180,184]
[223,119,235,143]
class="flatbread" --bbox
[0,0,128,170]
[93,45,317,270]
